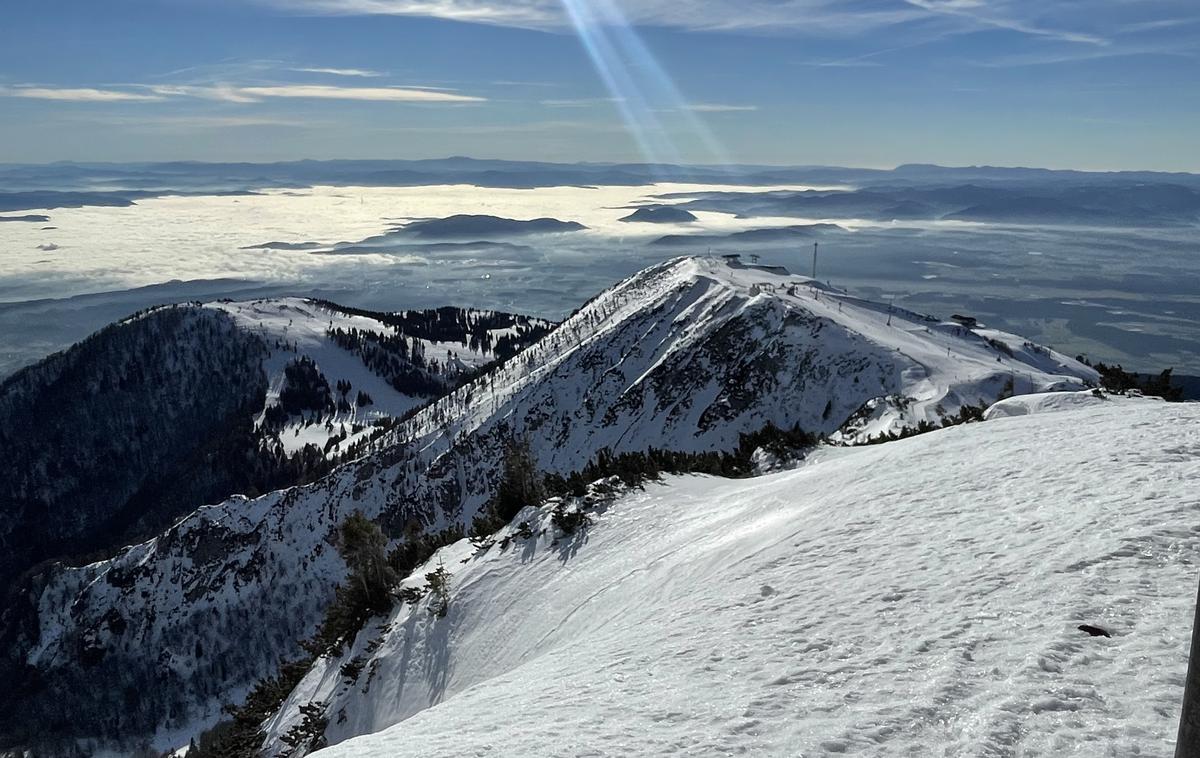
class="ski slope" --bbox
[269,399,1199,757]
[215,298,504,455]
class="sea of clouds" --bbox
[2,182,1197,377]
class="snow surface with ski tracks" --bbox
[260,398,1200,757]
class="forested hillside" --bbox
[0,306,268,595]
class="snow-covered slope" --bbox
[394,254,1096,466]
[212,298,552,457]
[219,297,428,455]
[9,256,1097,752]
[271,399,1199,757]
[984,389,1163,419]
[0,298,551,752]
[0,296,544,599]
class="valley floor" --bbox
[272,399,1199,757]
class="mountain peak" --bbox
[5,256,1096,753]
[570,253,1094,442]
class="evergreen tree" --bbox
[425,561,452,618]
[495,437,543,522]
[337,512,397,617]
[470,436,543,536]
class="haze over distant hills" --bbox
[396,214,586,238]
[2,159,1199,217]
[661,182,1200,227]
[651,223,844,247]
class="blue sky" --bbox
[0,0,1197,169]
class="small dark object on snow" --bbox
[1078,624,1111,638]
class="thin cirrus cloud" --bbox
[536,98,756,113]
[147,84,261,103]
[969,43,1198,67]
[68,113,320,129]
[270,0,559,28]
[291,66,386,77]
[249,0,1148,46]
[540,97,624,107]
[248,0,1200,64]
[175,84,484,102]
[1,83,485,104]
[0,86,166,102]
[686,103,759,113]
[1120,17,1200,34]
[901,0,1106,45]
[258,0,926,36]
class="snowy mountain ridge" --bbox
[5,256,1098,754]
[391,254,1096,458]
[266,398,1200,757]
[210,297,553,458]
[0,295,545,593]
[0,298,550,753]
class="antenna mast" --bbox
[811,241,819,280]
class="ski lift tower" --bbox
[811,241,819,280]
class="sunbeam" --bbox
[558,0,733,170]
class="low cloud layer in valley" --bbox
[1,162,1197,379]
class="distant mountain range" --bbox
[664,182,1200,227]
[2,159,1198,221]
[238,215,586,253]
[651,222,844,247]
